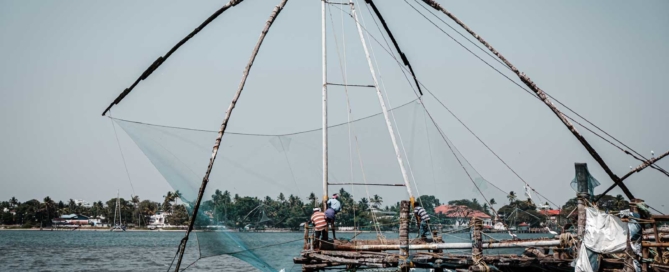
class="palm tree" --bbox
[482,203,490,215]
[132,195,140,227]
[162,192,173,213]
[307,192,318,207]
[43,196,55,222]
[9,197,19,208]
[507,191,517,204]
[68,199,76,214]
[172,190,181,206]
[370,195,383,210]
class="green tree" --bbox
[507,191,517,203]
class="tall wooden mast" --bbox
[321,0,329,210]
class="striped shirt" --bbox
[311,211,327,231]
[414,206,430,221]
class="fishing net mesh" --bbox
[114,100,509,271]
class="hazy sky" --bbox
[1,0,668,211]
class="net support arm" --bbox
[596,150,669,201]
[364,0,422,96]
[101,0,246,116]
[172,0,289,270]
[350,1,414,200]
[419,0,635,200]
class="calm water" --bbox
[0,230,551,271]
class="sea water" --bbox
[0,230,551,271]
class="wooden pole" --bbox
[470,217,484,271]
[419,0,635,201]
[596,150,669,201]
[575,163,590,240]
[172,0,289,270]
[101,0,246,116]
[321,0,329,212]
[350,1,414,200]
[399,200,410,270]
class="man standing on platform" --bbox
[413,202,431,239]
[326,193,341,240]
[310,208,327,249]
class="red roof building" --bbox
[539,209,560,216]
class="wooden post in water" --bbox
[399,200,410,271]
[470,217,485,271]
[575,163,590,241]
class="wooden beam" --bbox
[596,150,669,201]
[419,0,635,200]
[328,182,405,186]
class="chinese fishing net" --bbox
[113,98,511,271]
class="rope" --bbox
[358,0,435,242]
[107,111,137,204]
[108,98,418,137]
[329,3,383,240]
[329,3,559,212]
[406,0,669,177]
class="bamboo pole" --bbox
[350,1,414,199]
[419,0,635,200]
[332,239,562,251]
[597,150,669,200]
[101,0,246,116]
[321,0,329,212]
[172,0,289,270]
[575,163,590,240]
[399,200,410,257]
[470,217,485,270]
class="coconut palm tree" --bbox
[9,197,19,208]
[162,192,173,213]
[507,191,517,204]
[307,192,318,207]
[43,196,55,222]
[370,195,383,210]
[131,195,140,227]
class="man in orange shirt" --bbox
[310,208,327,249]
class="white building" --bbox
[148,212,171,228]
[74,199,92,208]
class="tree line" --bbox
[0,192,188,228]
[1,188,630,230]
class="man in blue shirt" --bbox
[326,193,341,239]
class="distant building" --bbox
[52,214,90,226]
[539,209,561,227]
[89,216,106,227]
[518,222,530,231]
[148,212,171,228]
[434,205,492,228]
[74,199,92,208]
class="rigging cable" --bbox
[328,4,378,238]
[404,0,669,177]
[328,2,560,207]
[358,0,436,240]
[108,110,137,200]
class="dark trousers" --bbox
[314,230,324,249]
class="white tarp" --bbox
[575,207,628,272]
[583,207,628,253]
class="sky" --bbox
[1,0,668,212]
